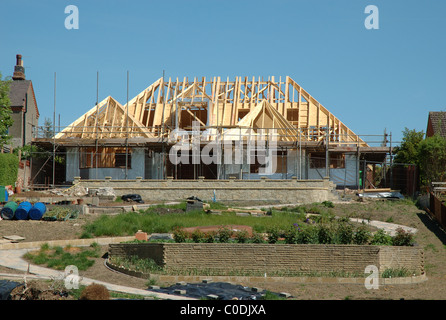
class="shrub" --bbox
[0,153,18,186]
[284,226,299,244]
[217,226,233,243]
[204,231,216,243]
[172,227,188,243]
[191,229,206,243]
[317,225,334,244]
[322,201,334,208]
[267,226,281,244]
[392,228,414,246]
[235,230,249,243]
[80,283,110,300]
[297,226,319,244]
[353,225,371,245]
[251,232,266,244]
[370,229,393,246]
[336,221,354,244]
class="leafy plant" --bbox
[381,267,412,278]
[284,226,299,244]
[336,220,354,244]
[191,229,206,243]
[251,232,266,244]
[0,73,13,147]
[352,224,371,245]
[204,231,216,243]
[217,226,233,243]
[23,243,100,271]
[235,230,249,243]
[267,226,281,244]
[0,153,19,185]
[370,229,393,246]
[392,228,415,246]
[172,227,188,243]
[317,224,334,244]
[322,201,334,208]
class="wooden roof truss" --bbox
[56,76,367,147]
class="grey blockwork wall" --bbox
[66,148,80,182]
[221,148,304,180]
[307,153,359,189]
[328,154,359,188]
[65,147,145,181]
[65,146,360,188]
[145,150,164,179]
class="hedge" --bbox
[0,153,19,186]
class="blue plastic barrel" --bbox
[29,202,46,220]
[1,201,18,220]
[14,201,32,220]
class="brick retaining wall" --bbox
[108,243,424,276]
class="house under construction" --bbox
[32,76,391,189]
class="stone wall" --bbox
[74,176,338,203]
[108,243,424,276]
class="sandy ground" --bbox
[1,196,446,300]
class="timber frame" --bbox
[32,75,391,187]
[53,76,367,147]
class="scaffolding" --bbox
[30,75,396,191]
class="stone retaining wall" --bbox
[74,176,338,204]
[108,243,424,276]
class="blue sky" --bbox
[1,0,445,145]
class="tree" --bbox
[417,134,446,185]
[393,128,424,165]
[0,72,14,147]
[43,117,54,138]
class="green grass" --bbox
[81,201,310,238]
[381,267,414,278]
[24,242,101,271]
[80,201,415,247]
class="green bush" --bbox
[235,230,249,243]
[336,221,354,244]
[317,224,334,244]
[204,231,216,243]
[322,201,334,208]
[297,226,319,244]
[353,225,371,245]
[0,153,18,185]
[191,229,206,243]
[217,226,233,243]
[392,228,415,246]
[173,227,188,243]
[251,232,266,243]
[370,229,393,245]
[284,226,299,244]
[267,226,281,244]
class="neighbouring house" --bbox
[8,54,40,148]
[426,111,446,138]
[32,76,391,189]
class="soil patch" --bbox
[1,197,446,300]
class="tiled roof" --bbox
[8,80,31,107]
[428,111,446,138]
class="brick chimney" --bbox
[12,54,25,80]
